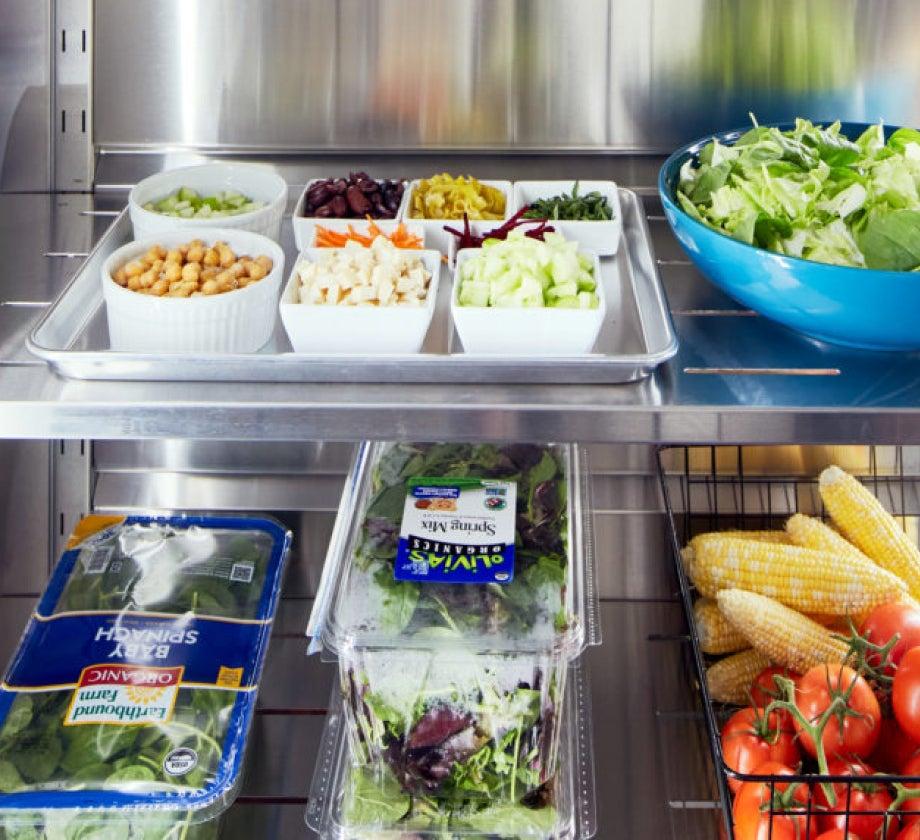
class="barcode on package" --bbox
[230,562,254,583]
[80,548,110,575]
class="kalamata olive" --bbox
[346,185,372,215]
[306,184,331,208]
[331,179,347,194]
[329,195,348,217]
[358,179,378,195]
[351,171,372,183]
[384,193,400,212]
[314,204,333,218]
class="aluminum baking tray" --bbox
[27,190,677,383]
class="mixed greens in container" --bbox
[0,514,291,839]
[677,117,920,270]
[307,665,593,840]
[309,442,595,808]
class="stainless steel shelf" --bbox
[1,156,918,443]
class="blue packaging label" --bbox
[395,478,517,584]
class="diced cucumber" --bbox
[177,187,199,202]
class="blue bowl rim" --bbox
[657,119,920,281]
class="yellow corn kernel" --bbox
[820,465,920,601]
[716,589,849,673]
[720,530,790,543]
[690,534,905,614]
[706,649,771,704]
[785,513,868,564]
[694,598,747,654]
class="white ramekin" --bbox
[102,228,284,354]
[128,163,288,242]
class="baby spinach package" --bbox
[0,513,291,838]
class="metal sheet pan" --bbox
[27,189,677,383]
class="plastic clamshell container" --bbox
[292,179,410,251]
[306,664,596,839]
[512,182,622,257]
[451,249,607,356]
[279,247,441,354]
[0,512,291,834]
[129,163,288,242]
[102,228,285,354]
[307,443,598,802]
[404,179,515,253]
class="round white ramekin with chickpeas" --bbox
[102,228,285,354]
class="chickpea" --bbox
[217,243,235,268]
[247,263,267,282]
[116,238,272,300]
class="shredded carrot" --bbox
[314,219,423,249]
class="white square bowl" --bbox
[451,247,607,356]
[279,248,441,354]
[512,180,622,256]
[403,179,514,253]
[128,163,288,242]
[101,228,285,353]
[292,179,410,251]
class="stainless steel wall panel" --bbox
[0,1,50,190]
[0,442,50,596]
[92,0,920,153]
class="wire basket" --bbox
[657,444,920,840]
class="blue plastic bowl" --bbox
[659,122,920,351]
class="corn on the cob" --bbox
[785,513,868,564]
[706,649,771,704]
[690,534,905,614]
[819,465,920,601]
[694,598,748,654]
[720,530,790,544]
[716,589,849,673]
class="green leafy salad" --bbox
[349,443,572,642]
[677,117,920,270]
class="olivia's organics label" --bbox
[65,664,183,726]
[395,477,517,584]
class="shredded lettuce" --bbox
[677,117,920,270]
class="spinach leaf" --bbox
[0,759,23,793]
[858,209,920,271]
[462,801,557,834]
[344,768,411,826]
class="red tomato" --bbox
[816,832,862,840]
[894,648,920,744]
[898,825,920,840]
[814,758,896,840]
[732,761,818,840]
[752,666,801,707]
[796,665,882,760]
[896,755,920,828]
[861,604,920,674]
[870,717,920,773]
[721,707,799,793]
